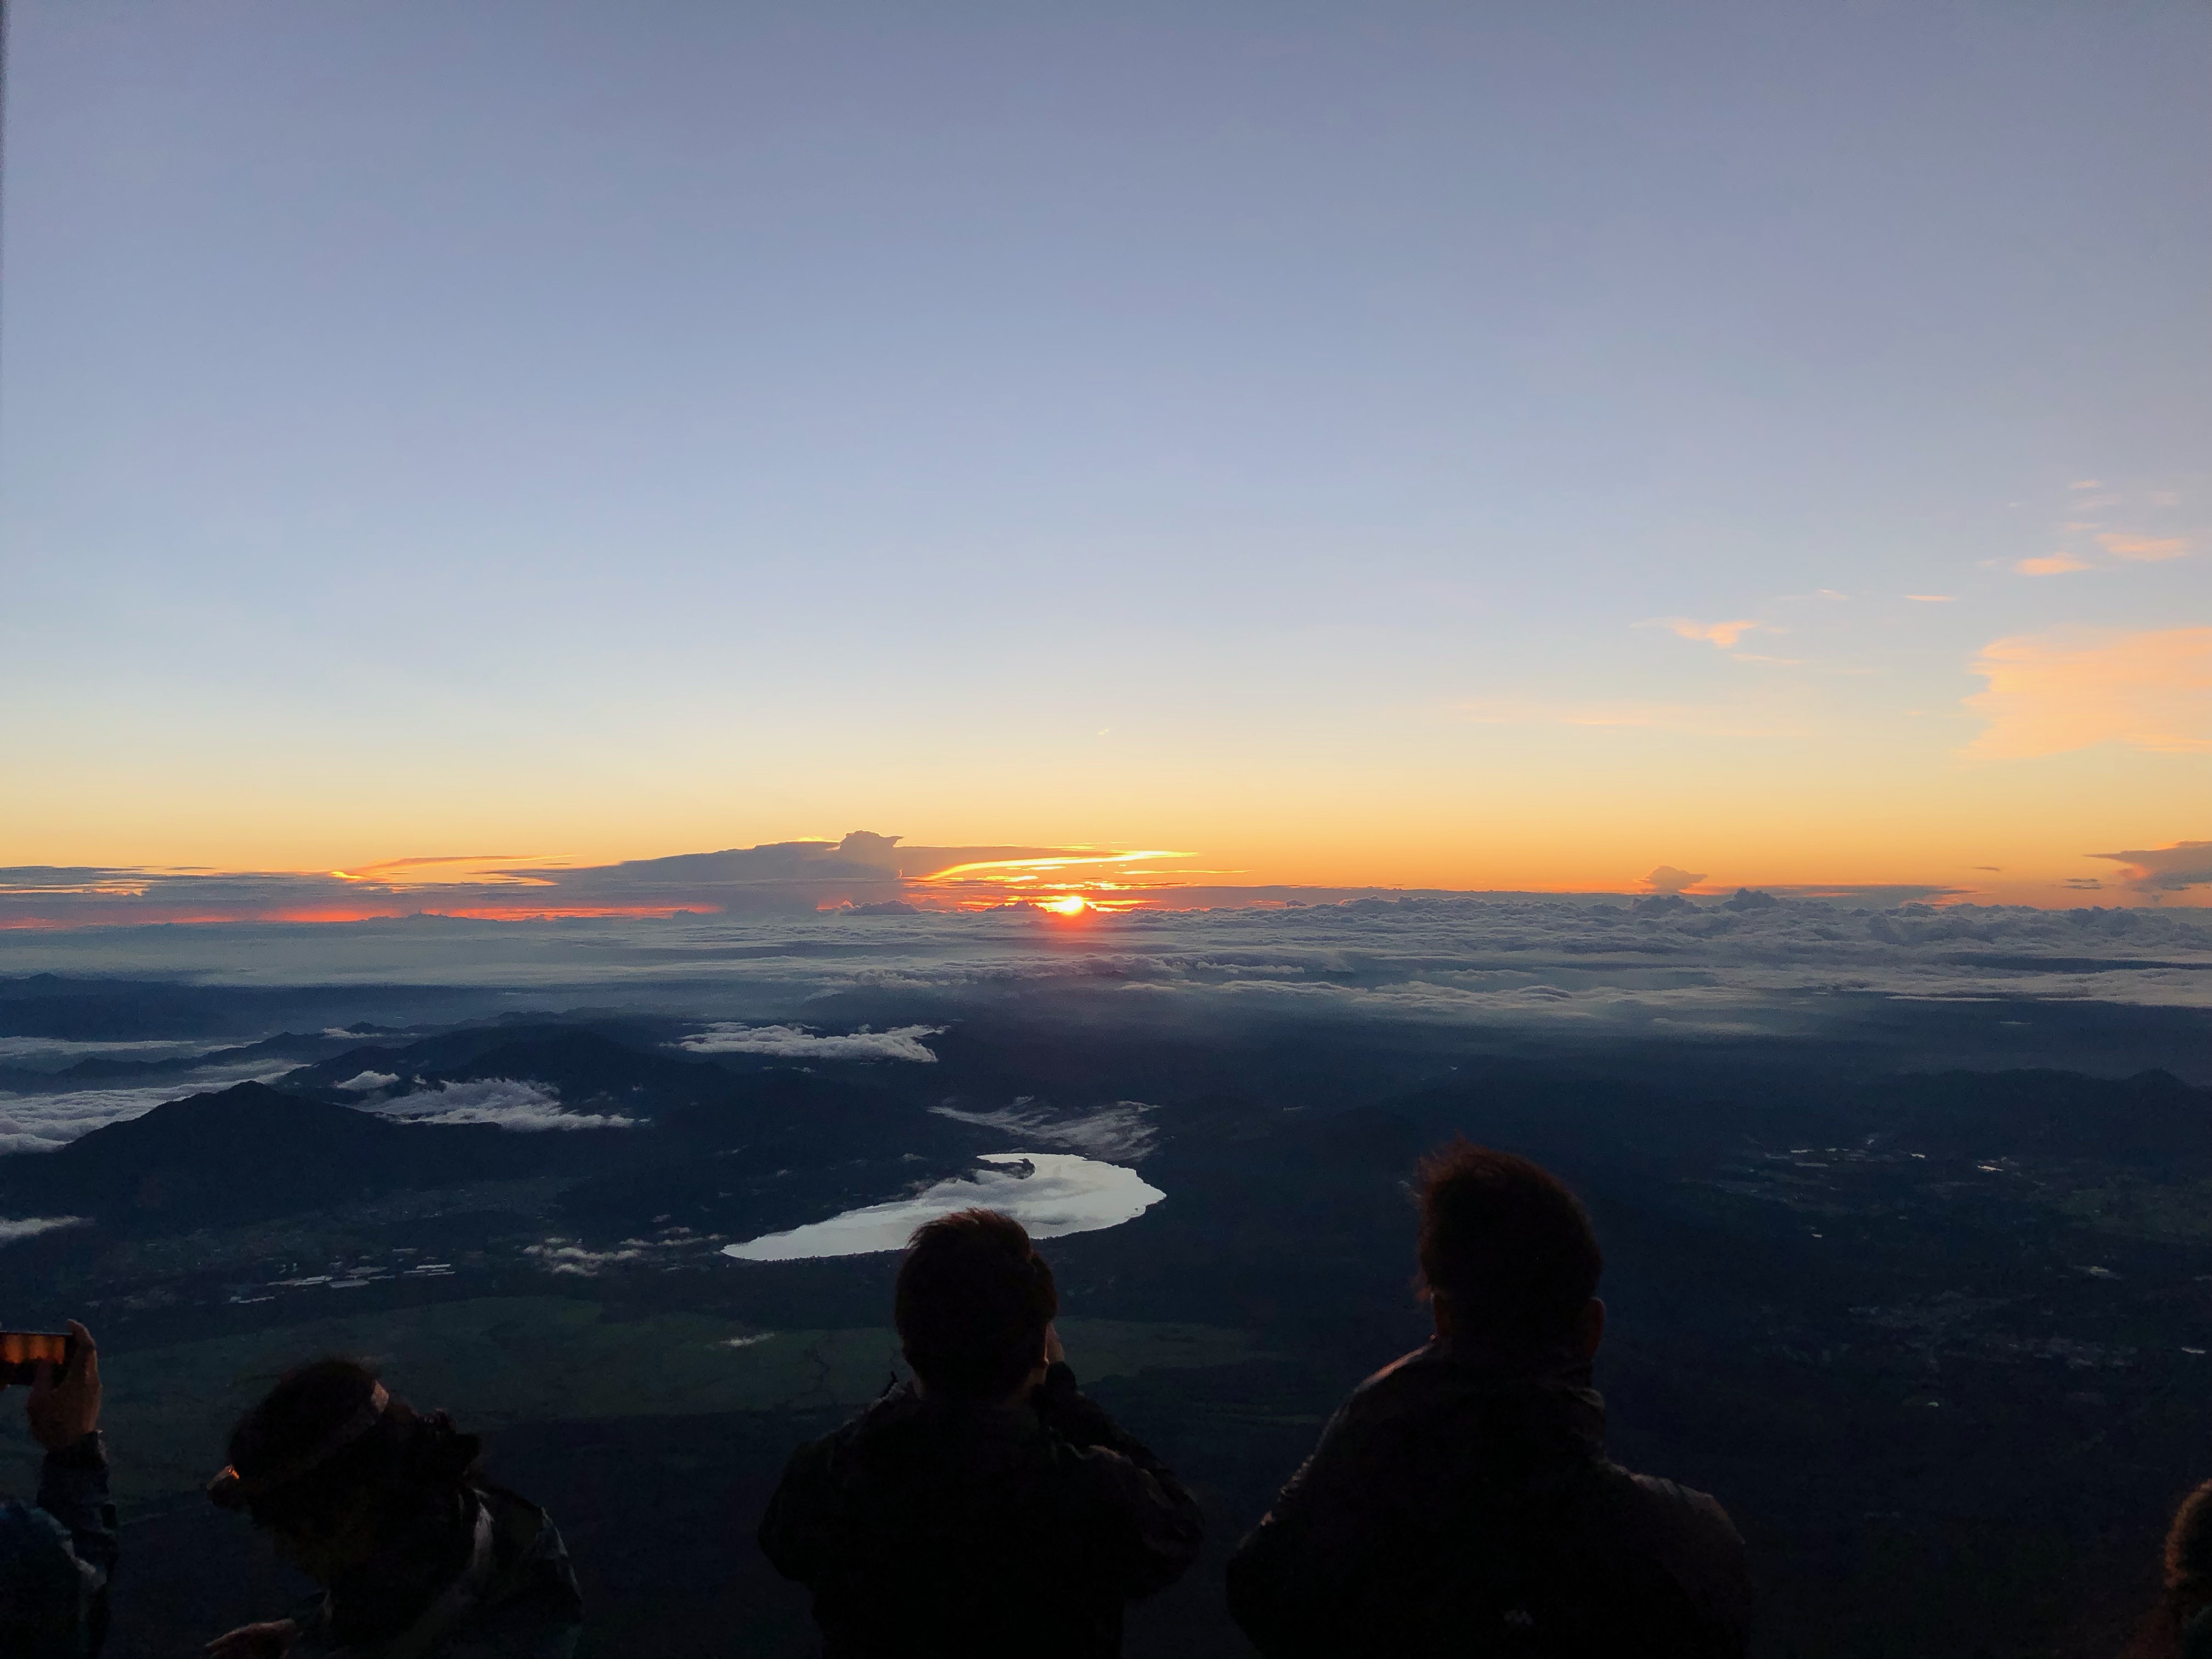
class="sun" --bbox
[1041,895,1088,916]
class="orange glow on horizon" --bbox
[919,850,1190,884]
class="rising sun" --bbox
[1042,896,1088,916]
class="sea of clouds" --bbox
[3,897,2207,1155]
[5,896,2209,1008]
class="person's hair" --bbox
[1416,1141,1602,1350]
[224,1358,481,1535]
[2129,1479,2212,1657]
[895,1208,1058,1401]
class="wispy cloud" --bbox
[930,1099,1159,1161]
[0,1215,91,1246]
[1964,628,2212,759]
[1645,617,1765,648]
[2014,553,2090,577]
[2098,534,2191,562]
[1904,594,1956,603]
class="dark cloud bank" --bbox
[12,827,2205,929]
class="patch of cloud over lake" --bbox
[0,1215,89,1245]
[368,1079,639,1132]
[724,1153,1164,1262]
[675,1023,943,1062]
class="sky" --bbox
[3,0,2207,911]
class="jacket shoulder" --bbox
[1620,1471,1751,1635]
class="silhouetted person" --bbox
[0,1321,113,1658]
[2126,1479,2212,1659]
[1228,1142,1750,1657]
[202,1359,581,1659]
[759,1207,1203,1657]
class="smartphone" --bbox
[0,1331,75,1386]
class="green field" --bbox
[0,1297,1265,1506]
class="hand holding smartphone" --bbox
[0,1330,75,1387]
[3,1321,100,1452]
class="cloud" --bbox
[1645,618,1765,648]
[1965,628,2212,758]
[0,1215,90,1246]
[1905,595,1957,603]
[2099,534,2191,562]
[0,832,1187,928]
[334,1070,399,1092]
[8,901,2212,1082]
[2014,554,2090,576]
[724,1153,1165,1261]
[371,1079,638,1131]
[0,1074,293,1153]
[1645,866,1708,894]
[931,1098,1159,1160]
[2090,842,2212,893]
[525,1227,719,1276]
[674,1023,943,1062]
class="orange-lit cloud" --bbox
[331,854,560,887]
[1645,617,1765,648]
[2013,553,2090,576]
[917,850,1189,884]
[2090,840,2212,893]
[2098,533,2191,562]
[1964,628,2212,759]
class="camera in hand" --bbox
[0,1331,75,1386]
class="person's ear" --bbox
[1576,1297,1605,1359]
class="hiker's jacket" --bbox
[760,1361,1204,1658]
[1227,1339,1750,1658]
[0,1432,116,1659]
[288,1485,582,1659]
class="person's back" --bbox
[759,1208,1201,1658]
[1227,1143,1748,1658]
[0,1323,114,1659]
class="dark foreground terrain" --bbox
[0,969,2206,1657]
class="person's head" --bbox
[2165,1481,2212,1624]
[895,1207,1058,1404]
[1416,1141,1604,1362]
[207,1359,482,1582]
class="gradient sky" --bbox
[3,1,2207,905]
